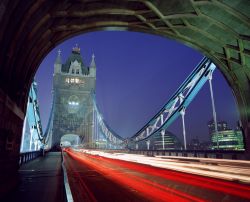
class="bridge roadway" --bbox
[3,152,65,202]
[64,149,250,202]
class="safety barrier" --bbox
[128,149,245,160]
[19,150,42,165]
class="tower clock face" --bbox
[67,95,80,113]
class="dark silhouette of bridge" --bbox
[0,1,250,201]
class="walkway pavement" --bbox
[3,152,65,202]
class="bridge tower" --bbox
[51,45,96,148]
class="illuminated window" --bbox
[68,95,80,113]
[65,77,83,84]
[68,101,79,106]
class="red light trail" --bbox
[64,149,250,202]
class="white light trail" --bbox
[73,149,250,184]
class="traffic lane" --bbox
[65,150,250,202]
[64,152,152,202]
[64,151,200,202]
[82,150,250,183]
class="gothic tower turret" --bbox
[89,54,96,77]
[54,49,62,74]
[51,45,96,148]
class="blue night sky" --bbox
[36,31,239,143]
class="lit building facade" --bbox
[208,120,244,150]
[51,45,96,148]
[208,120,228,134]
[211,130,244,150]
[150,130,182,150]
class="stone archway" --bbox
[0,0,250,196]
[61,134,81,147]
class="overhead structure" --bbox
[30,57,216,151]
[0,0,250,196]
[128,57,216,148]
[1,1,250,150]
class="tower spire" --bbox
[72,44,80,54]
[90,53,96,68]
[54,49,62,74]
[55,49,62,64]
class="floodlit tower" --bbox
[51,45,96,149]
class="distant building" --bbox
[151,130,182,150]
[208,120,244,150]
[211,130,244,150]
[199,141,211,150]
[133,130,181,150]
[188,138,200,150]
[208,120,228,134]
[187,138,211,150]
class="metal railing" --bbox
[19,150,42,165]
[128,149,245,160]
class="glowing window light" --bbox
[68,101,79,106]
[65,77,83,84]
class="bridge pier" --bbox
[244,124,250,159]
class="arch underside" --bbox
[0,0,250,148]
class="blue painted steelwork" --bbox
[89,57,216,149]
[20,81,44,152]
[92,93,124,148]
[26,57,216,150]
[43,92,55,149]
[129,57,216,147]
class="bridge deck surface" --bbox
[64,149,250,202]
[3,152,64,202]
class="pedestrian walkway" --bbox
[3,152,65,202]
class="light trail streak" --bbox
[78,149,250,183]
[66,154,97,202]
[65,149,206,202]
[69,149,250,200]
